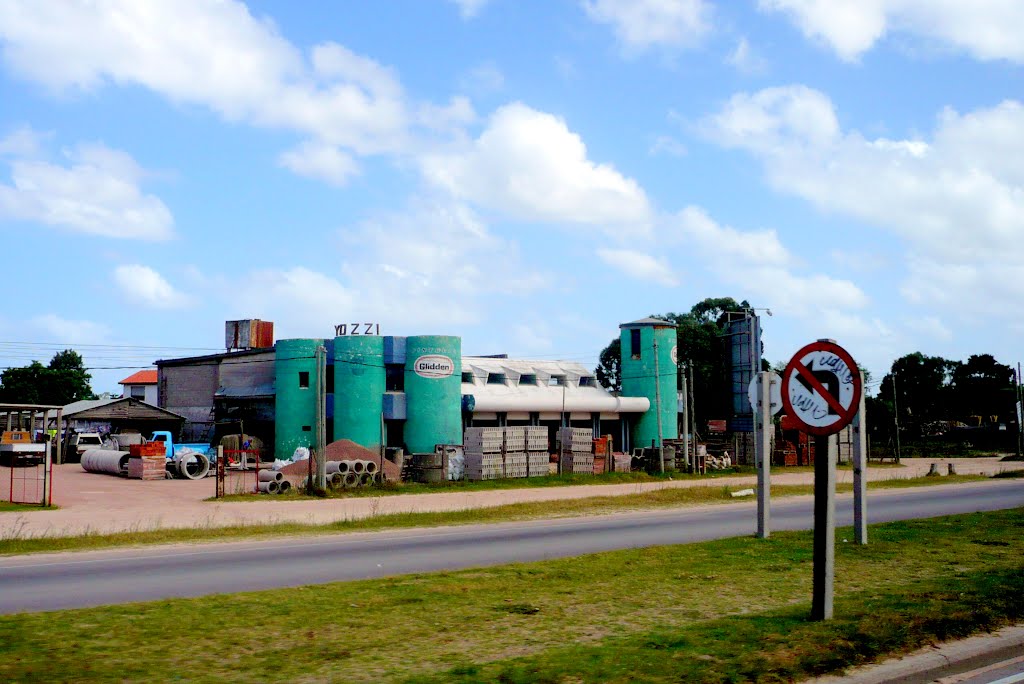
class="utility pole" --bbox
[653,338,664,473]
[681,371,690,471]
[315,345,327,489]
[853,370,868,544]
[891,373,901,463]
[1016,363,1023,458]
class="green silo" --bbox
[404,335,461,453]
[333,335,385,449]
[620,318,678,447]
[274,338,321,459]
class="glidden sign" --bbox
[414,355,455,379]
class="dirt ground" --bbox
[0,457,1020,539]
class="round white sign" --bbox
[781,341,861,435]
[669,345,678,365]
[413,355,455,379]
[747,372,783,415]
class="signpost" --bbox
[781,339,862,621]
[749,372,782,538]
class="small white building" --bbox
[119,370,158,404]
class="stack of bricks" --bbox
[558,427,595,474]
[464,427,549,480]
[128,442,166,480]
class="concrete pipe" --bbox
[337,460,351,474]
[359,472,373,486]
[175,452,211,480]
[258,470,284,483]
[277,480,292,494]
[325,461,342,475]
[329,472,343,487]
[374,471,386,485]
[350,460,365,474]
[257,480,280,494]
[343,472,359,488]
[81,449,131,475]
[363,460,379,475]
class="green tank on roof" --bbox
[274,338,321,459]
[620,318,678,447]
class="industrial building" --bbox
[156,318,682,459]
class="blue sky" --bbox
[1,0,1022,395]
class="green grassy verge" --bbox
[0,474,992,556]
[0,502,54,512]
[0,508,1021,683]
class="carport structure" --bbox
[59,398,185,461]
[0,403,62,506]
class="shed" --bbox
[60,397,186,437]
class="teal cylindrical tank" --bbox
[620,319,678,447]
[333,335,385,449]
[274,338,321,459]
[404,335,461,453]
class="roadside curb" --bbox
[806,624,1024,683]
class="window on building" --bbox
[386,364,405,392]
[549,375,565,386]
[461,371,475,384]
[578,376,596,387]
[630,329,642,359]
[302,425,311,432]
[487,372,507,385]
[298,371,310,388]
[519,374,537,386]
[130,385,146,399]
[326,365,335,394]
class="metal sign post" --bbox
[749,372,782,539]
[781,340,862,621]
[853,371,868,545]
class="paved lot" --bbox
[0,457,1020,539]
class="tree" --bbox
[878,352,956,436]
[0,350,95,405]
[949,354,1015,423]
[595,338,621,392]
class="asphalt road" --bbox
[2,479,1022,614]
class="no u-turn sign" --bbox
[781,340,862,437]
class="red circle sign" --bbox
[781,340,862,436]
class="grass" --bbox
[0,473,994,556]
[0,508,1021,683]
[0,502,54,512]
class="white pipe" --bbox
[329,472,342,487]
[277,480,291,494]
[337,460,351,473]
[258,470,283,483]
[350,460,366,474]
[81,449,130,475]
[363,460,378,475]
[359,472,373,486]
[175,452,210,480]
[257,480,279,494]
[343,472,359,488]
[325,461,341,474]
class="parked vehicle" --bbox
[67,432,104,463]
[147,431,213,479]
[0,430,46,466]
[148,431,213,460]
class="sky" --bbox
[0,0,1022,396]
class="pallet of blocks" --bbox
[558,427,594,474]
[464,427,550,480]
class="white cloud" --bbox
[726,37,768,73]
[450,0,491,19]
[0,141,173,239]
[421,102,651,230]
[673,206,792,266]
[113,265,190,308]
[0,0,461,181]
[596,248,679,286]
[583,0,712,52]
[760,0,1024,63]
[702,84,1024,325]
[649,135,688,157]
[460,62,505,95]
[703,86,1024,265]
[278,141,359,187]
[28,314,110,345]
[0,125,45,157]
[230,267,358,334]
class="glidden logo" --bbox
[414,354,454,379]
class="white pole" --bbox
[653,337,664,473]
[853,371,868,544]
[756,371,771,538]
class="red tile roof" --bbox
[119,370,158,385]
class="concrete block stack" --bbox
[464,427,549,480]
[525,426,549,476]
[558,427,594,474]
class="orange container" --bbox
[130,443,166,457]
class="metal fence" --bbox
[1,445,52,506]
[214,448,267,497]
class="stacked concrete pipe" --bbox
[81,449,130,476]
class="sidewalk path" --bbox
[1,457,1020,539]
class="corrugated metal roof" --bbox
[61,397,185,420]
[214,383,275,399]
[619,317,676,328]
[119,370,157,385]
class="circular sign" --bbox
[748,372,783,416]
[413,355,455,379]
[669,345,678,364]
[780,340,862,436]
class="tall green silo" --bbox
[274,338,321,459]
[620,318,678,447]
[333,335,385,449]
[404,335,461,453]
